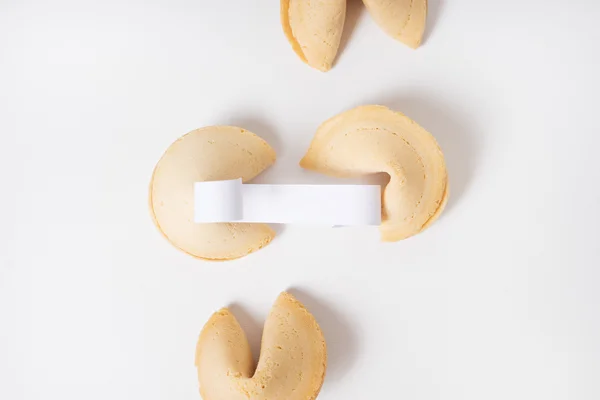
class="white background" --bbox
[1,1,599,399]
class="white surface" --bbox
[1,1,599,399]
[194,179,381,225]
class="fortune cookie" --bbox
[149,126,276,260]
[196,292,327,400]
[363,0,427,48]
[300,105,448,241]
[281,0,346,71]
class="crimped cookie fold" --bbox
[149,126,276,260]
[281,0,346,71]
[196,292,327,400]
[363,0,427,48]
[301,105,448,241]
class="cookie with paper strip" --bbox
[300,105,448,241]
[149,126,276,261]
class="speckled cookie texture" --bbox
[281,0,427,71]
[301,105,448,241]
[195,292,327,400]
[149,126,276,260]
[363,0,427,48]
[281,0,346,71]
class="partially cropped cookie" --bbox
[196,292,327,400]
[301,105,448,241]
[149,126,276,260]
[281,0,346,71]
[362,0,427,48]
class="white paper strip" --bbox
[194,179,381,226]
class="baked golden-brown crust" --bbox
[195,292,327,400]
[149,126,276,260]
[362,0,428,48]
[301,105,448,241]
[281,0,346,71]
